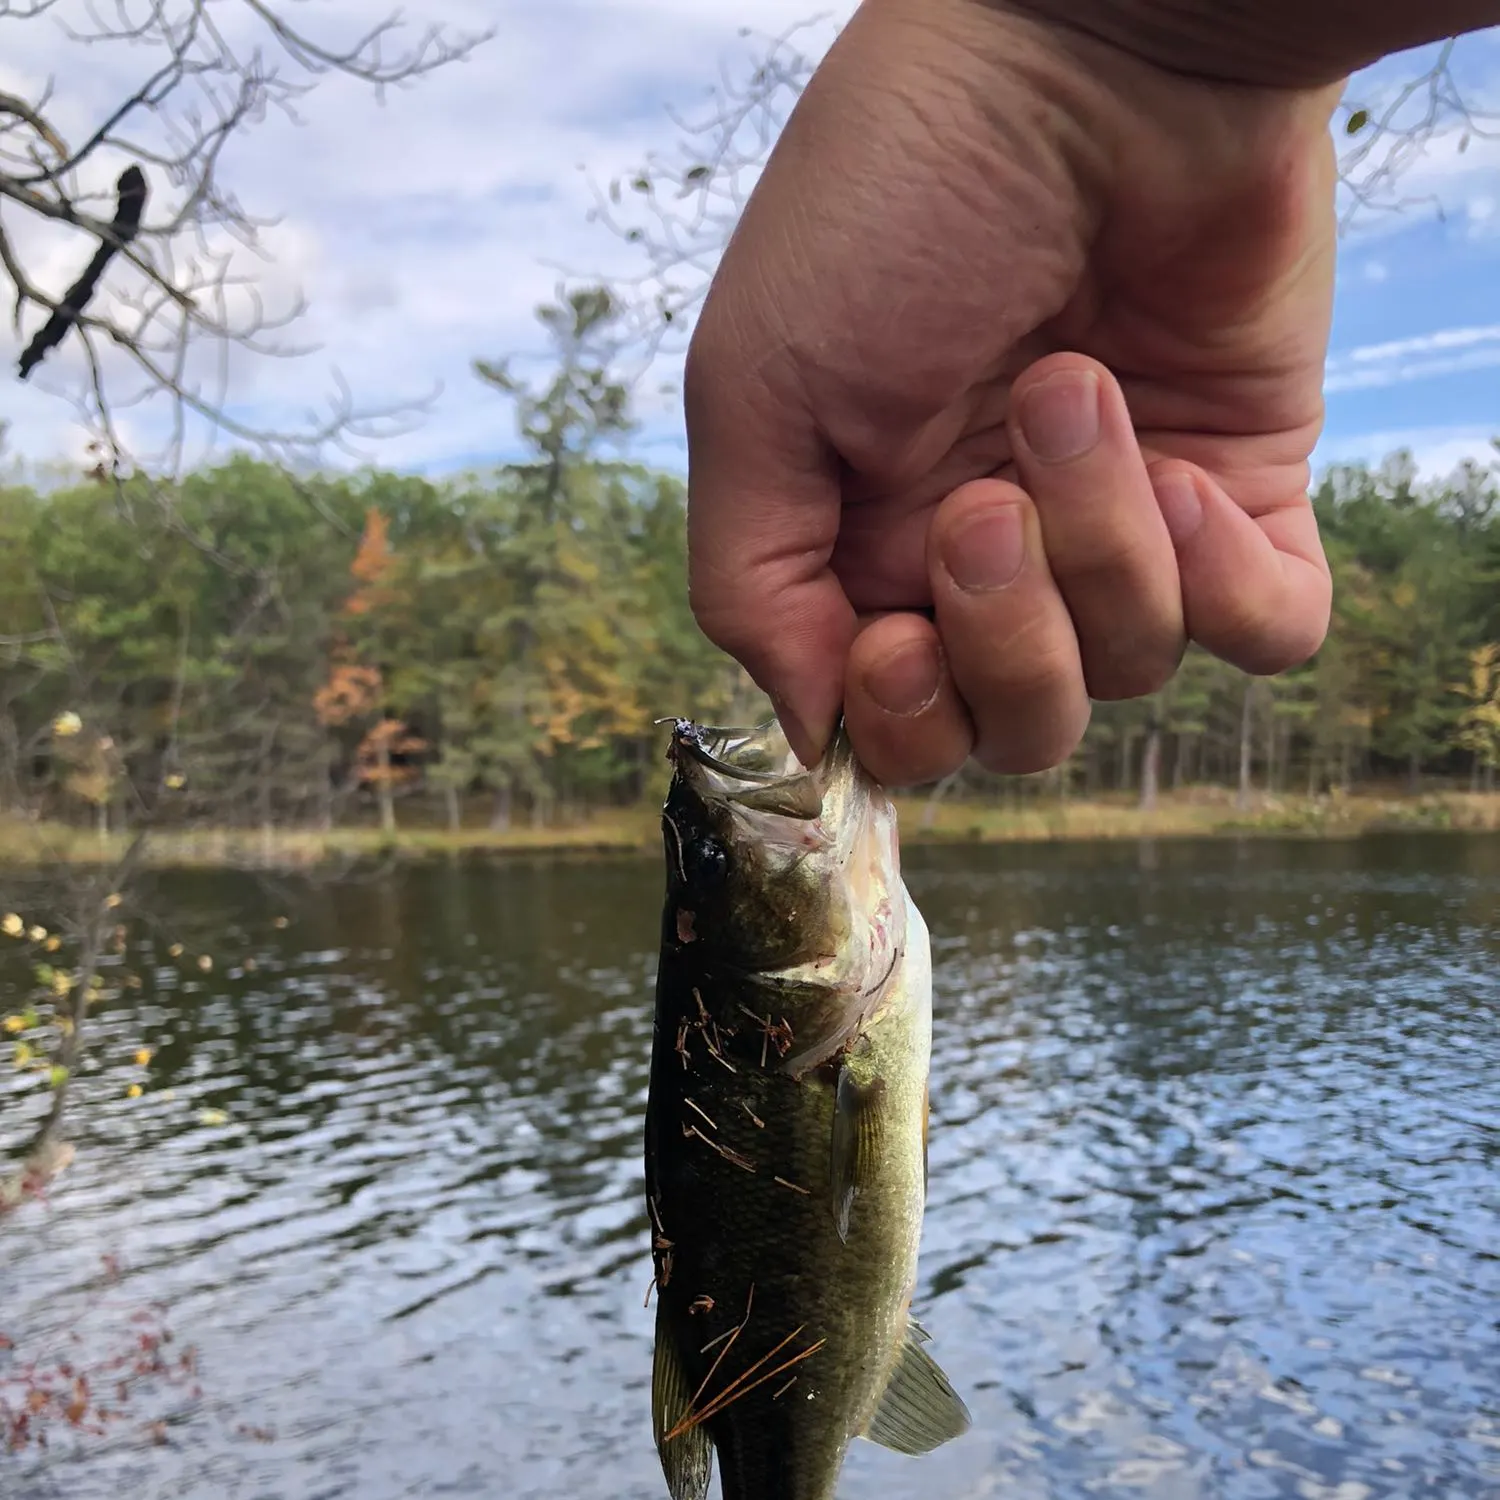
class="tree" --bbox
[1,4,485,1194]
[1454,643,1500,790]
[465,287,639,824]
[1,1,486,474]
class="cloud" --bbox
[1323,321,1500,392]
[2,9,1494,479]
[1314,423,1498,479]
[0,0,851,473]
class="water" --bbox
[2,835,1498,1499]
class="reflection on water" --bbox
[2,836,1498,1499]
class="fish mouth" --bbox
[667,717,857,821]
[667,716,906,1073]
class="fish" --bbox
[644,717,969,1500]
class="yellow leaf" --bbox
[134,1048,153,1067]
[1,913,22,938]
[168,943,183,958]
[52,710,82,737]
[27,925,46,943]
[2,1015,25,1034]
[127,1083,143,1099]
[104,893,122,909]
[198,1107,229,1127]
[197,955,213,972]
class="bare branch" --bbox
[1337,39,1500,229]
[585,16,834,374]
[0,88,69,158]
[0,0,490,477]
[588,20,1496,369]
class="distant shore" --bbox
[2,789,1497,870]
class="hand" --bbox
[683,0,1340,786]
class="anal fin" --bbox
[652,1302,714,1500]
[864,1318,971,1456]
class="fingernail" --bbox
[1018,370,1101,464]
[867,638,942,717]
[1156,471,1204,544]
[944,505,1026,591]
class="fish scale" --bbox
[645,719,969,1500]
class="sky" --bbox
[1,3,1497,485]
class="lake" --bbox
[2,835,1498,1499]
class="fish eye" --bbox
[686,835,728,890]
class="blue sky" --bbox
[1316,33,1500,476]
[1,6,1496,484]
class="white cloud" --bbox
[1468,192,1499,239]
[0,0,851,473]
[2,9,1494,478]
[1323,322,1500,392]
[1314,423,1498,479]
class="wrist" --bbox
[977,0,1497,89]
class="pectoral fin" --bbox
[831,1062,888,1243]
[652,1304,713,1500]
[864,1320,971,1456]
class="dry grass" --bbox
[893,786,1500,844]
[2,790,1496,870]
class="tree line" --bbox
[1,297,1497,838]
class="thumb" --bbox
[684,339,855,767]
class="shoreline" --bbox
[2,790,1497,870]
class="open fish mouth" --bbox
[666,718,859,823]
[663,716,906,1074]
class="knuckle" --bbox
[1048,533,1154,587]
[687,576,757,664]
[982,616,1080,702]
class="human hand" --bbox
[683,0,1344,785]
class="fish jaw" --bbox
[660,718,908,1077]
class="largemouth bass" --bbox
[645,718,968,1500]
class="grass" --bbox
[895,785,1500,844]
[2,788,1497,870]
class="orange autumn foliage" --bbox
[344,507,396,617]
[312,662,383,727]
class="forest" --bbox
[0,297,1497,843]
[1,453,1496,842]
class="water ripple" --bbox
[2,836,1497,1498]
